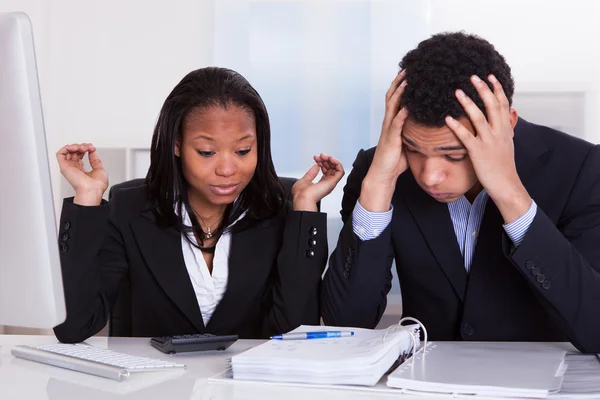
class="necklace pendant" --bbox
[205,228,213,239]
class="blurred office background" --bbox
[0,0,597,333]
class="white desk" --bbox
[0,335,596,399]
[0,334,420,400]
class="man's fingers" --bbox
[388,106,409,135]
[488,74,510,121]
[445,116,476,150]
[470,75,502,129]
[385,69,406,102]
[383,76,407,131]
[385,80,406,116]
[454,89,492,138]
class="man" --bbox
[322,32,600,353]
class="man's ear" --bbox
[174,139,181,157]
[509,107,519,129]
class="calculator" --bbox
[150,333,239,354]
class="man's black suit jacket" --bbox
[54,185,327,343]
[322,118,600,353]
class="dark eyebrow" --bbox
[435,144,466,151]
[236,134,254,142]
[193,135,214,141]
[402,136,418,147]
[402,136,466,151]
[193,134,255,142]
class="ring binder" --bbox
[386,341,567,398]
[229,324,422,386]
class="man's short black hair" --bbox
[400,31,515,127]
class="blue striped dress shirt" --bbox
[352,190,537,271]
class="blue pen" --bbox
[270,331,355,340]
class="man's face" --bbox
[402,117,479,203]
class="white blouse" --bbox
[180,207,246,325]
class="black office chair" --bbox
[107,176,308,336]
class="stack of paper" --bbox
[550,353,600,399]
[387,342,567,398]
[232,325,419,387]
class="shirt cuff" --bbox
[503,200,537,247]
[352,200,393,241]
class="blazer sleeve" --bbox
[53,197,129,343]
[506,144,600,353]
[321,149,395,328]
[259,206,328,337]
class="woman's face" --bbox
[175,104,258,207]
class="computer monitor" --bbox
[0,12,66,328]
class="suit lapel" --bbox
[400,174,468,301]
[512,118,549,191]
[130,210,206,332]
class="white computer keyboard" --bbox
[11,343,186,381]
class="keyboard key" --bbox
[11,343,186,381]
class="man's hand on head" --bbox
[445,74,532,224]
[360,70,410,212]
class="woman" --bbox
[54,67,344,343]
